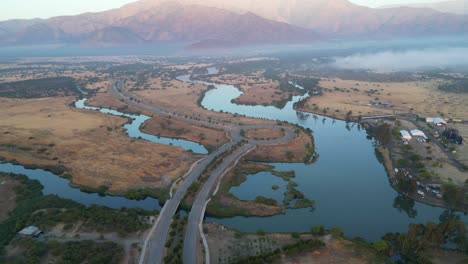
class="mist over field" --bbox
[332,47,468,72]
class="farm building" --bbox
[410,129,427,139]
[18,226,42,237]
[433,117,447,126]
[400,130,412,141]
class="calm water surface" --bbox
[75,98,208,154]
[198,74,467,241]
[0,163,160,210]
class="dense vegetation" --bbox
[9,238,123,264]
[438,79,468,93]
[0,172,153,260]
[123,188,170,205]
[382,213,467,263]
[164,214,187,264]
[0,77,77,98]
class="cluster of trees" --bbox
[10,239,123,264]
[441,183,465,209]
[123,188,169,204]
[372,123,392,146]
[382,215,467,263]
[26,205,152,235]
[0,173,44,254]
[164,214,187,264]
[0,172,152,261]
[438,79,468,93]
[0,77,77,98]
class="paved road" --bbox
[183,144,256,264]
[108,80,298,264]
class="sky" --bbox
[0,0,449,21]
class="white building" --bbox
[433,117,447,126]
[18,226,42,237]
[400,130,412,141]
[427,117,447,126]
[410,129,427,139]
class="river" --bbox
[195,68,467,241]
[0,67,465,241]
[0,94,210,211]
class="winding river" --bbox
[0,162,161,211]
[195,69,467,241]
[0,93,209,211]
[75,98,208,154]
[0,67,466,242]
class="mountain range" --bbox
[1,0,468,48]
[381,0,468,15]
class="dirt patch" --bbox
[205,222,299,264]
[86,84,132,111]
[0,175,19,223]
[244,128,285,141]
[0,97,198,192]
[300,78,468,120]
[278,239,378,264]
[247,130,315,163]
[141,115,229,150]
[205,223,383,264]
[431,248,468,264]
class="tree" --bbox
[442,183,464,208]
[373,123,392,146]
[330,227,342,238]
[311,225,325,236]
[373,240,388,253]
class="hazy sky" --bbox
[0,0,448,21]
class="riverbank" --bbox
[369,119,467,213]
[0,172,154,264]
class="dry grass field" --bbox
[244,128,285,141]
[0,97,197,192]
[141,115,229,149]
[301,78,467,120]
[134,77,275,127]
[247,130,314,163]
[209,73,292,106]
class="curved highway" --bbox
[108,79,299,264]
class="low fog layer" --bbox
[332,47,468,72]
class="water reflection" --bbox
[393,195,418,218]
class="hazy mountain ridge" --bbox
[380,0,468,15]
[0,1,318,47]
[168,0,468,36]
[1,0,468,48]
